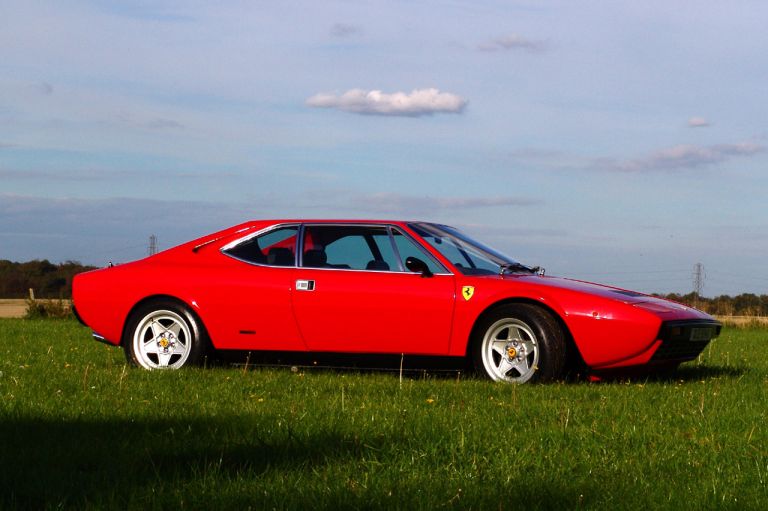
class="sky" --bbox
[1,0,767,296]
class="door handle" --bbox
[296,279,315,291]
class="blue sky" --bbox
[1,0,767,296]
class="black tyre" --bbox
[123,299,208,370]
[472,303,566,383]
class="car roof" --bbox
[247,219,422,225]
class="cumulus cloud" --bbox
[477,34,549,53]
[330,23,362,38]
[306,88,467,117]
[688,117,710,128]
[597,141,764,172]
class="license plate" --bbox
[690,327,713,342]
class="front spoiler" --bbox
[650,320,722,362]
[593,319,721,370]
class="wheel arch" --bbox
[121,294,210,348]
[466,297,586,370]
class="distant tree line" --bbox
[0,260,96,299]
[656,292,768,316]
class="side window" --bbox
[302,225,399,271]
[325,236,371,269]
[224,226,298,266]
[392,230,446,274]
[373,232,401,271]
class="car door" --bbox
[290,224,456,354]
[202,224,305,351]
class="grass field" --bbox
[1,319,767,510]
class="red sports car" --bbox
[73,220,720,382]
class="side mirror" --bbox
[405,256,433,277]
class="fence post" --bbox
[29,288,35,301]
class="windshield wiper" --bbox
[499,263,544,276]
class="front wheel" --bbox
[124,300,207,370]
[472,304,566,383]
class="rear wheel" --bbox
[124,300,207,370]
[472,304,566,383]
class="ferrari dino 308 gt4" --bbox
[73,220,720,383]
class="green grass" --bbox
[1,319,767,510]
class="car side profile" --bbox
[73,220,721,383]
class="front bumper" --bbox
[650,320,722,362]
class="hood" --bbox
[505,275,692,312]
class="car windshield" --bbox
[409,223,532,276]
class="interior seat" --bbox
[267,247,294,266]
[365,260,390,271]
[303,249,328,268]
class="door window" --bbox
[302,225,399,271]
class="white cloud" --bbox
[477,34,549,53]
[688,117,710,128]
[597,141,764,172]
[306,88,467,117]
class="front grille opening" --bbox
[651,320,720,362]
[651,341,710,361]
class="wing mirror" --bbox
[405,256,433,277]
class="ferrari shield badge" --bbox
[461,286,475,301]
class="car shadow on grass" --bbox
[212,350,749,386]
[590,363,747,384]
[1,416,589,510]
[0,416,391,509]
[212,349,469,380]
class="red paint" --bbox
[73,219,719,372]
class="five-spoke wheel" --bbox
[124,301,206,370]
[480,318,540,383]
[473,304,566,383]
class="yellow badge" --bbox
[461,286,475,301]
